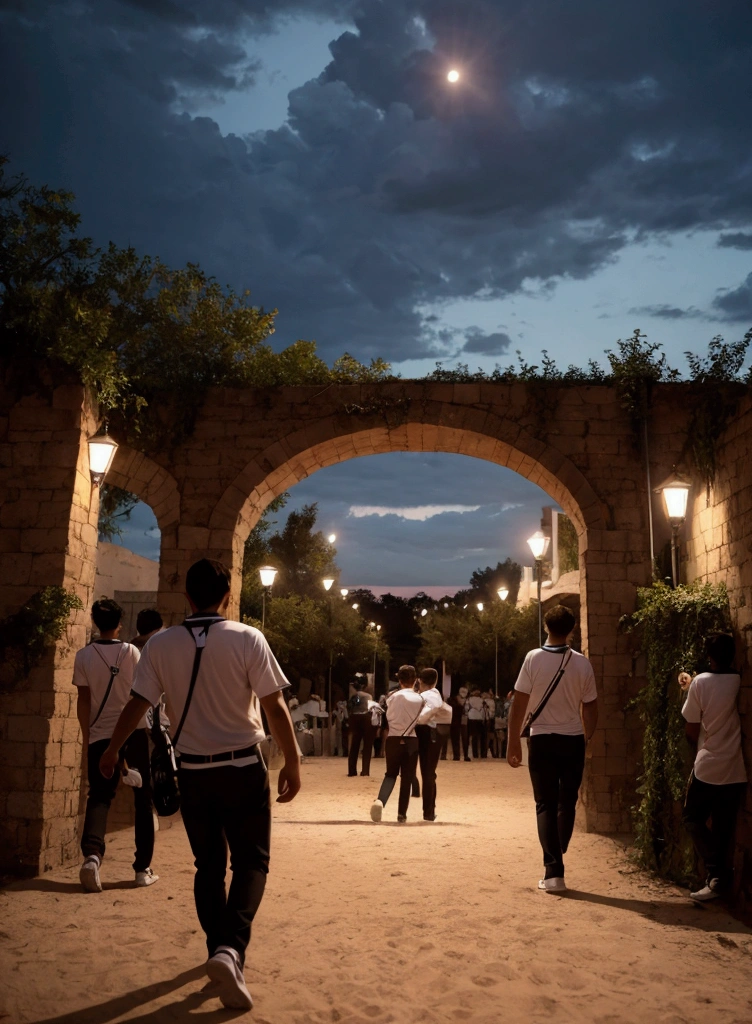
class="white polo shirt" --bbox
[514,645,597,736]
[73,640,141,744]
[131,616,289,765]
[682,672,747,785]
[385,688,425,738]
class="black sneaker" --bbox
[397,814,407,823]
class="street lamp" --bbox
[88,430,119,487]
[476,602,484,612]
[340,588,349,598]
[527,530,551,647]
[352,602,359,610]
[322,578,334,592]
[323,576,336,749]
[655,471,691,588]
[258,565,277,630]
[494,587,509,697]
[420,608,428,617]
[327,533,337,544]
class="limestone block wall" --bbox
[685,392,752,905]
[0,379,100,875]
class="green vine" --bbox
[620,580,731,883]
[0,586,83,689]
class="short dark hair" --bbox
[706,633,735,671]
[420,668,438,687]
[397,664,416,683]
[354,676,368,691]
[544,604,576,637]
[185,558,231,609]
[91,598,122,632]
[136,608,163,636]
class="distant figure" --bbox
[415,668,444,821]
[507,605,598,894]
[130,607,163,650]
[74,598,158,893]
[370,665,424,823]
[680,633,748,902]
[99,558,301,1011]
[347,677,376,777]
[466,689,485,759]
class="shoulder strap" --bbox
[172,619,218,748]
[401,693,427,737]
[90,643,126,727]
[523,649,573,733]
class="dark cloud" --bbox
[717,232,752,251]
[0,0,751,363]
[461,327,513,354]
[712,274,752,322]
[628,304,707,321]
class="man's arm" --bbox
[581,698,598,741]
[685,721,701,747]
[76,688,91,750]
[506,691,530,768]
[260,690,301,803]
[99,695,153,779]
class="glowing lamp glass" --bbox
[259,566,278,588]
[420,608,428,617]
[322,578,334,591]
[327,533,336,544]
[88,433,118,484]
[447,69,460,82]
[527,530,550,561]
[340,588,349,598]
[663,486,690,520]
[498,588,509,601]
[476,602,484,612]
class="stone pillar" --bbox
[0,382,99,874]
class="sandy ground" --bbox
[2,758,752,1024]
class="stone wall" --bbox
[685,391,752,905]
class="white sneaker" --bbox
[690,878,721,902]
[135,868,159,887]
[370,799,383,822]
[80,856,102,893]
[538,877,566,893]
[206,947,253,1010]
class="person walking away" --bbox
[447,689,463,761]
[506,605,598,894]
[370,666,424,823]
[347,677,376,776]
[415,668,444,821]
[74,599,157,892]
[482,690,496,757]
[466,689,484,759]
[680,632,747,901]
[99,559,301,1011]
[130,607,163,651]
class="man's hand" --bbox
[507,737,523,768]
[678,672,692,692]
[276,761,301,803]
[99,744,120,780]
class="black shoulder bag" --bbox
[150,618,216,816]
[520,649,573,738]
[90,642,125,728]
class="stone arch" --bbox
[106,445,181,534]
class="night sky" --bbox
[3,1,750,587]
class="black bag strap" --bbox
[172,617,221,748]
[401,693,426,737]
[521,649,573,736]
[90,642,125,727]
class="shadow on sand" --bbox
[562,888,752,936]
[7,878,136,893]
[278,818,471,827]
[28,966,247,1024]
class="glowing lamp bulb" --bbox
[447,69,460,83]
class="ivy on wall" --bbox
[621,580,731,883]
[0,586,83,689]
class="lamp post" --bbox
[88,431,119,487]
[527,530,551,647]
[654,471,691,588]
[258,565,277,630]
[494,587,509,697]
[368,622,381,688]
[322,577,335,754]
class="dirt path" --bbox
[2,758,752,1024]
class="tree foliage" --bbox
[621,580,731,883]
[0,586,83,688]
[97,484,140,542]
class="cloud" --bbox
[628,304,708,320]
[1,1,751,364]
[461,327,513,355]
[348,504,482,520]
[717,232,752,251]
[712,274,752,322]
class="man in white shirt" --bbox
[680,632,747,901]
[507,605,598,893]
[370,665,424,823]
[415,668,444,821]
[100,559,301,1012]
[73,598,156,893]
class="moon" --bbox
[447,69,460,83]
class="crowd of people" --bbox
[72,559,748,1010]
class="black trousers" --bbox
[377,736,419,818]
[348,714,375,776]
[683,772,746,889]
[416,725,443,820]
[528,733,586,879]
[468,719,483,758]
[179,760,271,965]
[81,735,154,871]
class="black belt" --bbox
[179,744,259,764]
